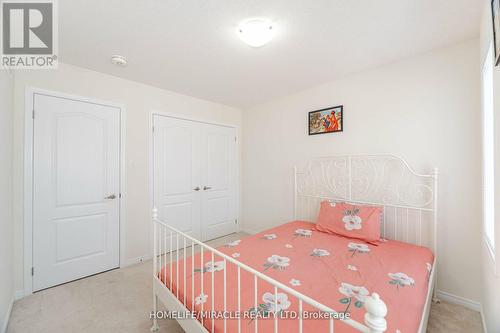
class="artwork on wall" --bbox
[493,0,500,66]
[308,105,343,135]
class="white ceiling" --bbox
[59,0,482,108]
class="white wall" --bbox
[479,0,500,331]
[0,69,14,333]
[12,63,242,293]
[242,39,482,302]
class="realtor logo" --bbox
[1,0,58,69]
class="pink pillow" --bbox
[314,201,382,242]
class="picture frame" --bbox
[308,105,343,135]
[493,0,500,66]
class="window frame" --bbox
[482,41,496,266]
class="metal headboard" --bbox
[294,154,438,253]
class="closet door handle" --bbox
[203,186,212,190]
[193,187,201,191]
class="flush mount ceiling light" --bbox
[111,55,128,66]
[237,18,274,47]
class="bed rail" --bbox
[151,207,388,333]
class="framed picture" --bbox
[308,105,343,135]
[493,0,500,66]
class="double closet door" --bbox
[153,115,237,244]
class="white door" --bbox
[153,115,202,247]
[153,115,237,243]
[200,124,237,241]
[33,93,121,291]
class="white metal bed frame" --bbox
[151,154,438,333]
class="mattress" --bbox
[159,221,434,333]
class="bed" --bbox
[151,155,438,333]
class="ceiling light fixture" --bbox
[111,55,128,66]
[238,18,274,48]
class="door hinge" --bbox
[235,219,238,224]
[234,136,237,142]
[119,193,122,198]
[152,125,155,133]
[31,267,34,276]
[32,109,35,119]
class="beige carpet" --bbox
[7,233,483,333]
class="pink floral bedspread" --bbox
[159,221,434,333]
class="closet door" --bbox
[153,116,201,245]
[200,124,237,241]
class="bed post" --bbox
[151,207,160,332]
[364,293,387,333]
[432,167,440,303]
[294,166,298,220]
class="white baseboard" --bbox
[1,297,14,333]
[436,290,488,333]
[14,290,24,301]
[241,227,259,235]
[480,304,488,333]
[436,290,481,312]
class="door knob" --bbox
[203,186,212,190]
[193,187,201,191]
[105,194,117,200]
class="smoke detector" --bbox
[111,55,128,66]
